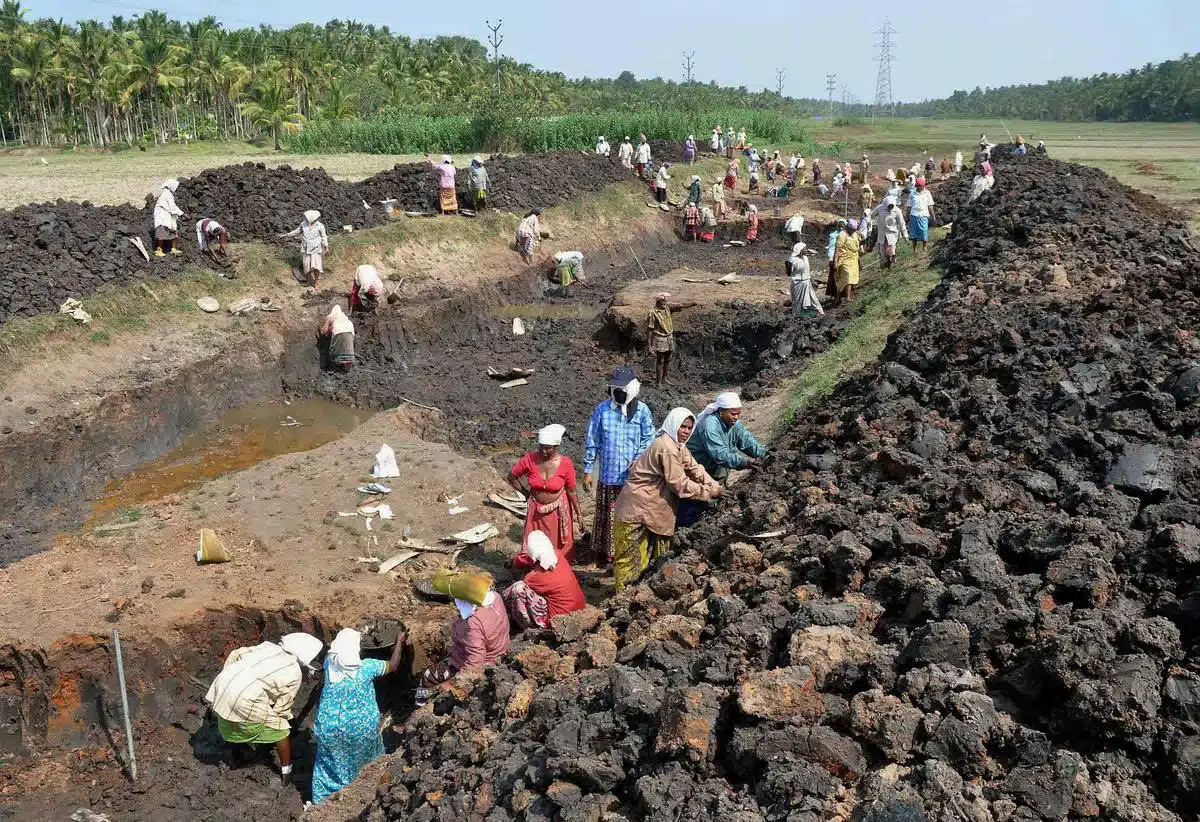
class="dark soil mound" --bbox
[0,152,640,326]
[351,151,631,214]
[362,153,1200,821]
[0,201,207,324]
[170,162,386,242]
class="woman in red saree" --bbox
[508,424,582,563]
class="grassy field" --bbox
[0,142,448,209]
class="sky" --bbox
[23,0,1200,102]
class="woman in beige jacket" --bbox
[611,407,722,591]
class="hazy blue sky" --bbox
[24,0,1200,101]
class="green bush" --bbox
[285,108,816,154]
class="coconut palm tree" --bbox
[240,79,303,149]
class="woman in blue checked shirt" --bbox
[582,367,655,563]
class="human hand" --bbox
[583,475,594,494]
[711,485,724,498]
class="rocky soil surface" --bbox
[352,153,1200,821]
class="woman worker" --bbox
[349,263,385,314]
[318,304,355,370]
[611,408,722,591]
[204,632,324,786]
[310,627,406,804]
[280,210,329,289]
[503,530,586,629]
[415,570,510,705]
[515,208,543,264]
[746,204,759,242]
[468,156,489,210]
[787,242,824,320]
[153,179,184,257]
[427,154,459,214]
[508,423,582,563]
[834,218,863,304]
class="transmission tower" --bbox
[872,20,896,120]
[775,68,786,97]
[682,51,696,84]
[486,19,503,90]
[825,74,837,117]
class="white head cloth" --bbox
[525,530,558,570]
[163,179,179,192]
[695,391,742,427]
[537,424,565,446]
[304,209,320,223]
[658,407,695,443]
[279,632,323,668]
[326,628,362,684]
[455,598,477,619]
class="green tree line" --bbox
[0,3,833,148]
[0,1,1194,149]
[930,54,1199,121]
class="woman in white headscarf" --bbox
[427,153,459,214]
[610,407,722,591]
[503,530,587,629]
[311,627,405,804]
[318,304,355,370]
[508,423,582,562]
[153,179,184,257]
[280,209,329,288]
[787,242,824,319]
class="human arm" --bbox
[279,225,301,239]
[459,618,489,668]
[264,665,302,724]
[656,441,719,502]
[508,453,532,498]
[732,423,767,461]
[679,447,723,497]
[318,223,329,251]
[385,638,405,675]
[319,315,333,336]
[637,406,655,456]
[582,406,601,489]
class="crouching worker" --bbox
[503,530,586,629]
[350,264,385,313]
[415,570,510,705]
[551,251,584,287]
[318,304,355,370]
[195,217,228,264]
[677,392,765,526]
[611,408,722,591]
[204,632,324,786]
[310,628,405,804]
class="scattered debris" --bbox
[499,378,529,389]
[448,506,469,516]
[279,416,301,427]
[195,528,231,563]
[487,366,536,380]
[58,298,92,324]
[512,317,526,335]
[486,491,529,518]
[445,523,500,544]
[195,296,220,313]
[358,483,392,495]
[377,551,419,575]
[371,444,400,479]
[358,503,394,520]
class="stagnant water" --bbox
[90,397,372,520]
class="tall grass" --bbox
[286,109,814,154]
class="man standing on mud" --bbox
[583,367,655,564]
[907,179,936,257]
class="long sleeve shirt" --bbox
[619,142,634,161]
[687,413,766,475]
[450,596,510,669]
[153,189,183,230]
[583,399,655,485]
[613,434,720,535]
[468,166,489,192]
[285,221,329,255]
[204,642,302,731]
[430,160,457,188]
[635,143,651,164]
[656,167,670,188]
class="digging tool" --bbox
[628,246,649,280]
[129,236,150,262]
[112,630,137,781]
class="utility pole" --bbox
[775,68,786,97]
[872,19,896,120]
[826,74,837,117]
[486,19,504,91]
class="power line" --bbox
[825,73,836,117]
[873,19,896,121]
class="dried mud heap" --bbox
[359,152,1200,822]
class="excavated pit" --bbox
[0,605,440,821]
[0,219,842,565]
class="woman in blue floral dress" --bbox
[311,627,405,803]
